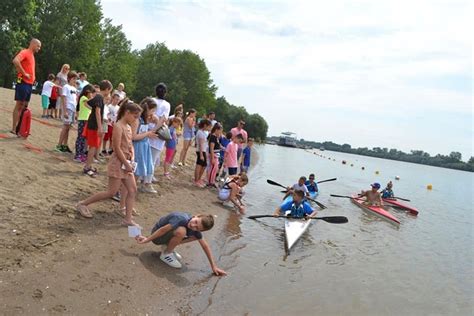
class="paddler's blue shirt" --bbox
[305,180,318,193]
[280,199,313,218]
[381,189,394,198]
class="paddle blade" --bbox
[317,216,348,224]
[266,179,286,189]
[393,196,411,202]
[317,178,337,184]
[330,194,353,199]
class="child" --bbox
[360,183,384,206]
[74,84,95,162]
[164,117,183,179]
[98,95,111,159]
[218,173,248,214]
[223,133,244,176]
[178,109,196,166]
[381,181,394,198]
[40,74,55,118]
[82,80,113,177]
[55,71,78,153]
[48,77,60,119]
[218,131,232,179]
[132,98,158,193]
[283,176,310,200]
[273,190,316,218]
[304,173,319,199]
[194,119,212,187]
[76,101,142,226]
[135,212,227,275]
[102,93,121,155]
[207,123,223,187]
[240,137,253,173]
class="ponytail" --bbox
[117,98,142,121]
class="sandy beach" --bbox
[0,88,246,315]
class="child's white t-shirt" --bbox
[61,84,78,112]
[107,104,120,123]
[41,80,54,97]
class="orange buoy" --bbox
[427,184,433,190]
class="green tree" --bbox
[0,0,39,87]
[33,0,103,84]
[90,18,138,95]
[449,151,462,162]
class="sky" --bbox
[101,0,472,160]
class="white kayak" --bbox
[285,217,312,251]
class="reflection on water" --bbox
[191,145,473,315]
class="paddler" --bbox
[304,173,319,197]
[381,181,394,198]
[283,176,310,200]
[360,183,384,206]
[273,190,316,218]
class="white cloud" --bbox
[101,0,472,158]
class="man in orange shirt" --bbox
[11,38,41,134]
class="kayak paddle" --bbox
[317,178,337,184]
[248,215,348,224]
[392,196,411,202]
[268,179,327,209]
[330,194,364,200]
[266,179,287,189]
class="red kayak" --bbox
[383,198,419,216]
[351,195,400,225]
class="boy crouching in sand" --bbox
[135,212,227,276]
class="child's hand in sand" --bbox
[212,266,227,276]
[135,235,148,244]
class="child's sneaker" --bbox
[112,192,121,202]
[173,251,182,261]
[177,162,183,167]
[63,146,73,153]
[73,156,82,163]
[54,145,64,152]
[142,185,157,194]
[160,252,182,268]
[164,172,172,180]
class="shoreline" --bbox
[0,87,246,314]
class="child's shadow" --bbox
[135,250,195,287]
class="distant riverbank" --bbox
[266,137,473,172]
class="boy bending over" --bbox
[135,212,227,276]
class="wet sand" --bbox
[0,88,242,314]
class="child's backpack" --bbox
[16,107,32,138]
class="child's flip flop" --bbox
[76,204,93,218]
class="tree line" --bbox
[0,0,268,140]
[286,138,473,172]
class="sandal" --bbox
[121,220,140,227]
[76,204,93,218]
[83,167,97,178]
[118,207,140,217]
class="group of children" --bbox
[37,71,258,275]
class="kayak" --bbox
[383,198,419,216]
[285,216,312,251]
[351,195,400,225]
[309,191,319,200]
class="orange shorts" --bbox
[83,125,101,148]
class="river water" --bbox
[192,144,473,315]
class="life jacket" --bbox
[290,201,305,218]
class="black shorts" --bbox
[196,151,207,167]
[151,229,174,245]
[15,83,33,102]
[49,98,57,109]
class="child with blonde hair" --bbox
[77,100,142,226]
